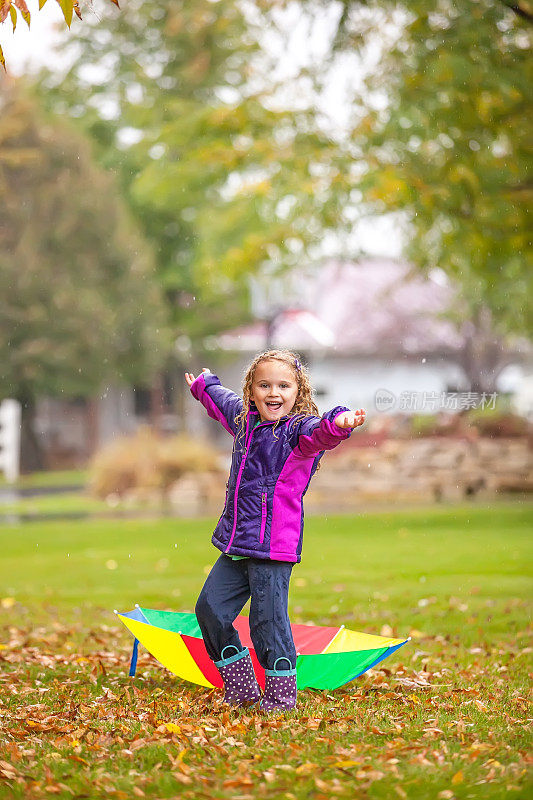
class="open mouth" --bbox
[265,401,283,412]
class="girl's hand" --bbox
[184,368,211,387]
[334,409,366,429]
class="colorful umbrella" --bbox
[116,606,410,691]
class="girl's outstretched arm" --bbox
[290,405,365,457]
[185,368,243,437]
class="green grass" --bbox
[0,492,109,517]
[0,469,87,489]
[0,503,531,799]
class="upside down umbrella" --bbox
[116,607,410,691]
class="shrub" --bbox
[407,407,530,439]
[464,406,530,438]
[408,413,465,438]
[88,426,222,499]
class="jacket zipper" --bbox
[259,492,267,544]
[225,416,271,553]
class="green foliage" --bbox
[0,83,170,403]
[332,0,532,335]
[464,404,529,437]
[42,0,350,340]
[37,0,532,342]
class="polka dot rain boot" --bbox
[260,657,297,711]
[214,646,262,708]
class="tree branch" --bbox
[500,1,533,23]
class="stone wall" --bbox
[305,437,532,511]
[166,436,532,515]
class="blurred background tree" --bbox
[319,0,532,336]
[41,0,532,344]
[41,0,352,347]
[0,82,170,469]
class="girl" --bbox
[185,349,365,710]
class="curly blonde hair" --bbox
[234,349,319,438]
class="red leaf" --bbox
[0,0,11,24]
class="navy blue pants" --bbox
[195,554,297,670]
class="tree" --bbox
[321,0,532,336]
[0,81,170,469]
[42,0,351,346]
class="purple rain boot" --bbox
[214,645,261,708]
[260,657,297,711]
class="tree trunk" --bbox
[17,393,46,474]
[457,306,513,394]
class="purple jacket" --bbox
[190,372,352,563]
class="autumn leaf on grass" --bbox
[452,770,464,785]
[295,762,319,775]
[163,722,180,734]
[0,760,21,780]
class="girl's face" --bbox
[251,359,299,423]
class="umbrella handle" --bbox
[129,638,139,677]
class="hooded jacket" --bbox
[190,372,352,563]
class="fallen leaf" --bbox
[163,722,181,734]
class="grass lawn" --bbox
[0,470,88,489]
[0,502,531,799]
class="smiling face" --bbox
[251,359,299,423]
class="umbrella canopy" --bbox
[117,607,409,691]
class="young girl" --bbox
[185,349,365,710]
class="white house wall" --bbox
[310,355,467,417]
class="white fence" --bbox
[0,399,21,483]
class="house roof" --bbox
[218,258,467,356]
